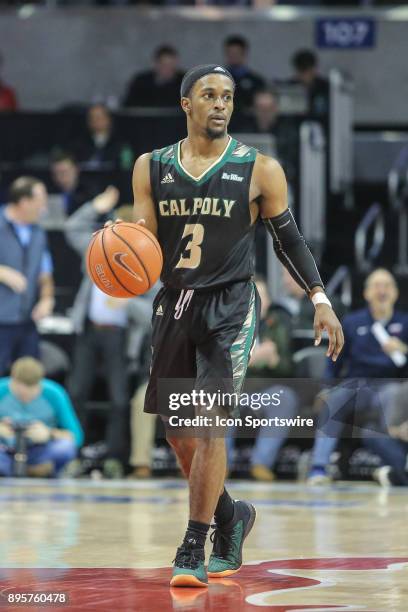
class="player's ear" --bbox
[181,97,191,115]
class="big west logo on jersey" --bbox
[5,557,407,610]
[158,198,236,218]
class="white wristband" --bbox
[311,292,332,309]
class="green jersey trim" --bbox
[173,137,237,186]
[230,282,257,397]
[228,141,257,163]
[151,145,176,163]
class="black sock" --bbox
[183,520,209,549]
[214,488,235,526]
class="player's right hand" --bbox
[0,266,27,293]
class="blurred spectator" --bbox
[291,49,329,119]
[237,88,298,183]
[245,88,280,134]
[65,195,154,476]
[123,45,184,108]
[50,151,98,216]
[232,87,278,134]
[223,35,265,111]
[277,267,347,331]
[72,104,133,170]
[0,357,83,477]
[226,277,298,481]
[363,380,408,487]
[277,267,316,329]
[128,383,156,479]
[0,178,54,375]
[307,268,408,485]
[0,51,18,112]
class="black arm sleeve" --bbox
[263,208,324,293]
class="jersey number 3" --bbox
[175,223,204,269]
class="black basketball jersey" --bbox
[150,137,257,290]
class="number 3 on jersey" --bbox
[175,223,204,269]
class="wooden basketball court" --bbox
[0,478,407,611]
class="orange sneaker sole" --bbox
[170,574,208,588]
[207,566,242,578]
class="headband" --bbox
[180,64,235,98]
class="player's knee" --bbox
[166,435,197,456]
[196,436,225,452]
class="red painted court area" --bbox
[1,558,407,611]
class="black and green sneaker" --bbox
[170,543,208,587]
[208,500,256,577]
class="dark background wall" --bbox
[0,6,407,123]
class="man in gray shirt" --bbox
[0,177,54,375]
[65,187,154,473]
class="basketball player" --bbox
[126,65,343,587]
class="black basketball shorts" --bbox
[144,280,260,418]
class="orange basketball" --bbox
[86,223,163,297]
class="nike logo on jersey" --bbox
[113,252,144,281]
[161,173,174,184]
[158,198,236,218]
[222,172,244,182]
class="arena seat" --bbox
[39,340,71,381]
[293,346,327,379]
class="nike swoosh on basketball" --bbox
[113,252,144,281]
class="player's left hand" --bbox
[313,304,344,362]
[31,297,54,322]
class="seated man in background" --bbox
[0,177,54,375]
[65,192,154,477]
[363,380,408,487]
[234,89,298,185]
[308,268,408,485]
[223,35,266,111]
[227,276,298,481]
[278,267,347,330]
[0,358,83,477]
[50,151,99,216]
[123,45,184,108]
[277,267,316,328]
[72,103,132,171]
[291,48,329,119]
